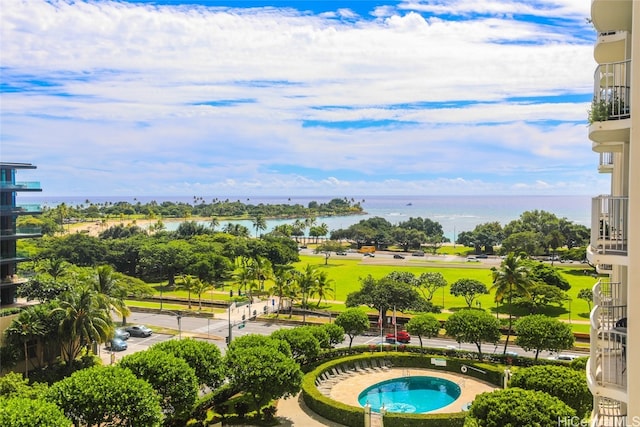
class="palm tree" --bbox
[252,214,267,238]
[52,287,112,363]
[175,274,198,309]
[310,270,334,307]
[5,307,46,378]
[36,258,69,280]
[249,255,273,292]
[209,216,219,231]
[491,252,533,354]
[93,265,131,324]
[192,280,213,310]
[233,256,254,298]
[295,264,321,323]
[270,265,295,317]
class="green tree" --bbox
[450,279,489,308]
[515,283,569,314]
[514,315,574,361]
[4,307,46,378]
[120,348,198,423]
[578,288,593,312]
[415,272,447,303]
[444,309,500,361]
[271,327,321,362]
[46,365,163,427]
[335,308,370,349]
[252,214,267,238]
[406,314,441,349]
[0,397,71,427]
[467,388,576,427]
[314,240,346,265]
[152,338,226,391]
[309,270,334,307]
[52,287,112,363]
[175,274,199,309]
[346,274,435,326]
[509,365,592,418]
[225,341,303,416]
[320,323,345,348]
[491,253,533,354]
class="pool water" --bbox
[358,376,461,413]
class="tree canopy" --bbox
[514,315,574,361]
[444,309,500,361]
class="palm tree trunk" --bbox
[503,294,512,354]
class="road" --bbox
[108,310,586,363]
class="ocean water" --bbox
[20,195,591,240]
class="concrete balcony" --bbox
[588,280,627,402]
[594,31,629,65]
[587,196,628,265]
[591,396,628,427]
[591,0,632,34]
[598,152,614,173]
[588,60,631,145]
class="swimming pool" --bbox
[357,376,461,413]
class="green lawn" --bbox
[144,254,596,334]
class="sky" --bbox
[1,0,605,197]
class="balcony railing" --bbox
[0,227,42,236]
[590,60,631,122]
[0,181,42,190]
[591,195,628,255]
[590,280,627,390]
[598,152,614,171]
[0,204,42,214]
[592,397,627,427]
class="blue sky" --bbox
[1,0,605,197]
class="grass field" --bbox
[142,253,597,333]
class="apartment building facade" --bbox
[0,162,42,306]
[586,1,639,425]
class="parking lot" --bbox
[98,332,173,365]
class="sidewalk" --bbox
[275,393,347,427]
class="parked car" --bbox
[412,251,424,256]
[476,253,488,259]
[336,251,347,255]
[393,254,405,259]
[385,331,411,343]
[125,325,153,337]
[114,327,130,340]
[107,337,128,351]
[364,253,375,257]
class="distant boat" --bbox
[406,203,412,206]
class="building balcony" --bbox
[0,204,42,215]
[0,227,43,240]
[587,195,628,265]
[598,152,614,173]
[591,0,632,34]
[588,280,627,401]
[594,31,629,64]
[591,396,628,427]
[588,60,631,145]
[0,181,42,192]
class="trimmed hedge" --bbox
[301,352,504,427]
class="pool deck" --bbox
[329,367,496,414]
[274,367,497,426]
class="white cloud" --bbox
[0,0,605,197]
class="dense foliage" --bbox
[509,365,592,418]
[0,397,72,427]
[46,365,163,426]
[466,387,576,427]
[444,309,500,361]
[120,348,199,423]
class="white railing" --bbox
[591,195,628,255]
[590,281,627,389]
[592,397,627,427]
[599,152,614,168]
[593,60,631,121]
